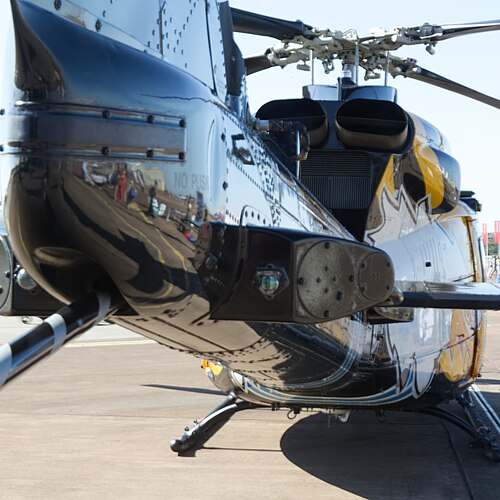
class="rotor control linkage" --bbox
[170,394,256,453]
[233,7,500,110]
[0,290,113,389]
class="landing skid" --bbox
[412,388,500,462]
[170,394,257,453]
[171,387,500,460]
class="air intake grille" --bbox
[300,150,373,209]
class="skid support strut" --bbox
[457,389,500,461]
[170,394,256,453]
[412,389,500,462]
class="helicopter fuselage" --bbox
[0,0,486,411]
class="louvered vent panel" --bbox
[300,150,372,209]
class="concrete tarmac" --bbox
[0,314,499,499]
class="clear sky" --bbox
[230,0,500,231]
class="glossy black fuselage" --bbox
[0,1,481,410]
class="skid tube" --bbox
[170,394,258,453]
[0,289,115,389]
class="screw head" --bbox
[204,254,218,271]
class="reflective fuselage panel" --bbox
[2,1,360,396]
[0,1,483,410]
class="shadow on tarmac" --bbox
[477,378,500,385]
[279,408,499,499]
[478,390,500,407]
[143,384,224,396]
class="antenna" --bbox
[310,49,315,85]
[384,52,390,86]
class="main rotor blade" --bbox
[395,64,500,110]
[401,19,500,45]
[231,7,313,40]
[434,19,500,41]
[244,51,274,75]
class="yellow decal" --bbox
[375,156,395,198]
[439,310,475,382]
[470,314,486,379]
[415,143,444,209]
[201,360,224,376]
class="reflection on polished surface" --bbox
[0,0,491,416]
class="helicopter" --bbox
[1,0,500,461]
